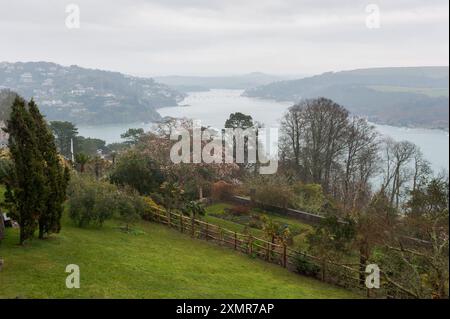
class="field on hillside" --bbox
[0,216,358,299]
[368,85,449,97]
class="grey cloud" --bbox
[0,0,448,75]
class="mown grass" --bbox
[0,215,358,299]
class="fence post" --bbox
[205,223,209,240]
[234,232,237,250]
[321,260,326,281]
[247,235,252,256]
[168,210,171,227]
[180,214,183,233]
[266,242,270,261]
[283,244,287,268]
[191,216,195,237]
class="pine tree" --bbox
[4,97,45,244]
[28,99,69,238]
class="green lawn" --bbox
[0,216,358,299]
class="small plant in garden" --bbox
[294,253,321,277]
[140,196,164,221]
[160,181,185,213]
[307,215,356,280]
[292,182,325,213]
[75,152,90,173]
[183,201,206,219]
[117,190,142,232]
[183,200,206,237]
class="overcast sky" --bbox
[0,0,448,76]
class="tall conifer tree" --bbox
[4,97,69,244]
[28,99,69,238]
[4,96,45,244]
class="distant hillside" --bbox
[0,89,17,144]
[155,72,300,92]
[244,67,449,129]
[0,89,17,123]
[0,62,185,125]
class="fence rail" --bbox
[144,207,415,299]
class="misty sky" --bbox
[0,0,448,76]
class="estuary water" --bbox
[78,89,449,173]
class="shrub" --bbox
[247,218,261,229]
[67,175,150,230]
[294,253,321,277]
[292,182,324,213]
[211,181,235,201]
[247,176,295,208]
[67,175,117,227]
[116,191,142,232]
[321,195,344,216]
[140,196,164,221]
[306,215,356,268]
[110,150,164,195]
[148,192,164,206]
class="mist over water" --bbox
[78,89,449,174]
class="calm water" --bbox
[78,89,449,173]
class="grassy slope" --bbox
[0,216,358,299]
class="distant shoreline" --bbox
[239,93,449,132]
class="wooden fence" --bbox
[145,208,415,299]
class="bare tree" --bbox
[280,98,349,192]
[341,117,379,211]
[412,149,432,192]
[381,139,417,209]
[280,99,379,207]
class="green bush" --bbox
[110,150,164,195]
[116,190,143,232]
[67,175,118,227]
[292,182,324,213]
[294,253,321,277]
[67,175,147,230]
[247,176,295,208]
